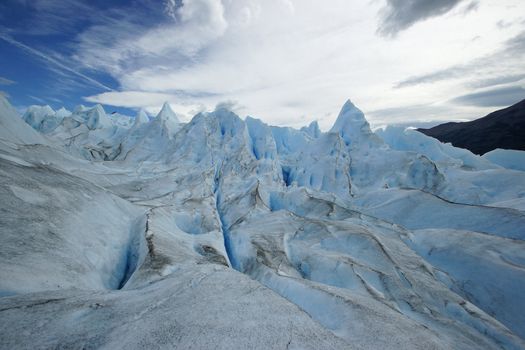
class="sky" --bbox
[0,0,524,129]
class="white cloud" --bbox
[80,0,525,128]
[75,0,228,73]
[164,0,180,19]
[138,0,228,57]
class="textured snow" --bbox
[0,154,144,294]
[0,96,524,349]
[1,265,349,350]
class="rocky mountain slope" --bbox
[1,95,524,349]
[418,99,525,155]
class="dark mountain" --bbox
[418,99,525,155]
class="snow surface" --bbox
[0,96,524,349]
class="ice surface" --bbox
[22,105,55,130]
[377,126,496,170]
[0,96,524,349]
[406,229,525,339]
[483,148,525,172]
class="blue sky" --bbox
[0,0,167,115]
[1,0,524,128]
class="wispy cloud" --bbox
[0,0,94,36]
[0,77,15,85]
[395,30,525,88]
[28,95,47,104]
[468,74,525,89]
[368,103,457,125]
[0,31,113,91]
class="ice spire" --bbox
[301,120,321,138]
[154,102,180,137]
[156,102,180,124]
[134,109,150,127]
[329,99,374,146]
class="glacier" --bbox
[1,95,524,349]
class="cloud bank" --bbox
[2,0,525,127]
[452,86,525,107]
[377,0,474,37]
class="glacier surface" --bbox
[1,95,524,349]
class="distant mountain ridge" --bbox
[418,99,525,155]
